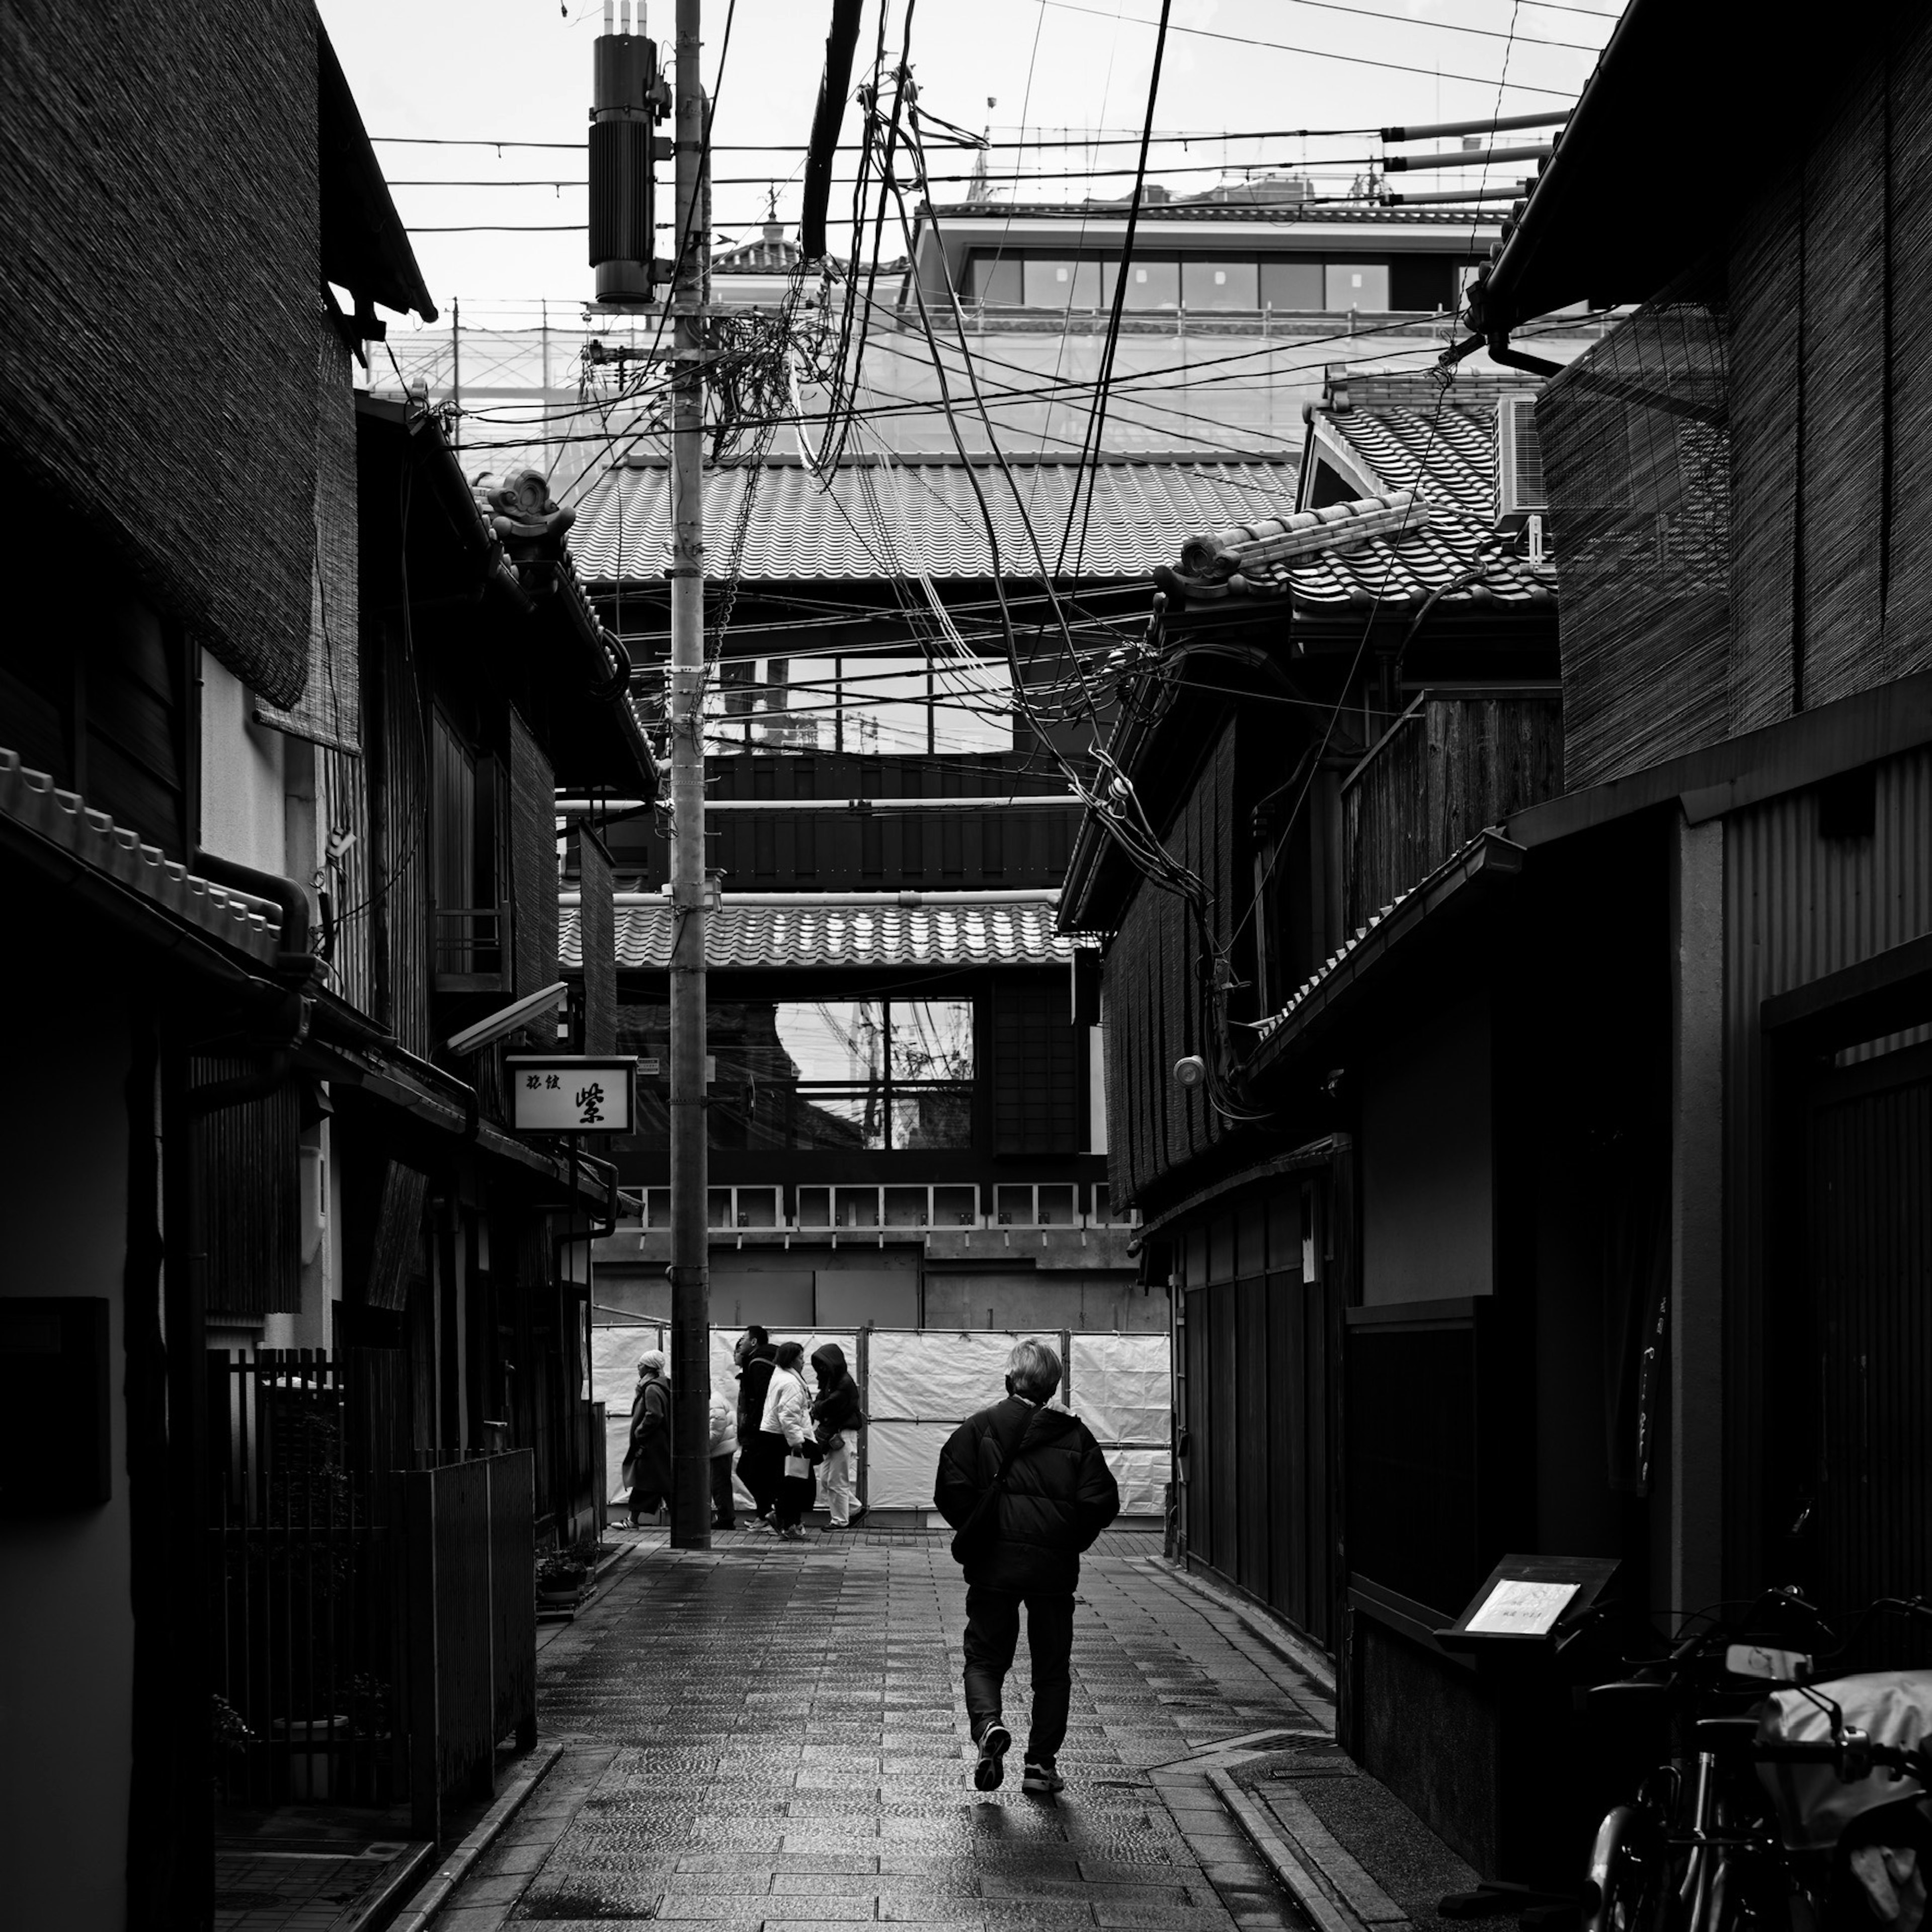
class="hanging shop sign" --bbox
[505,1056,638,1134]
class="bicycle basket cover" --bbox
[1757,1671,1932,1849]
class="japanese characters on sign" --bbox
[503,1057,637,1134]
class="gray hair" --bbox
[636,1349,666,1378]
[1007,1337,1062,1403]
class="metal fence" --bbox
[208,1350,539,1829]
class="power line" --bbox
[1037,0,1581,92]
[1043,0,1604,53]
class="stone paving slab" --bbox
[430,1531,1334,1931]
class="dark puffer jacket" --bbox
[809,1343,863,1443]
[737,1345,776,1439]
[934,1395,1119,1592]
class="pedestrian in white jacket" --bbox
[708,1386,740,1531]
[759,1340,819,1541]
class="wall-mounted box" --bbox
[0,1298,111,1514]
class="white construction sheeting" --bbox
[865,1418,955,1509]
[866,1330,1017,1422]
[1067,1333,1171,1447]
[590,1322,1171,1515]
[1103,1446,1170,1518]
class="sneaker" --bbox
[778,1524,808,1542]
[1021,1759,1064,1795]
[848,1503,868,1525]
[973,1723,1012,1791]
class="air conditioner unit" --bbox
[1494,391,1548,532]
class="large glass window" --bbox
[1325,262,1391,311]
[1099,259,1180,310]
[615,998,976,1151]
[1259,260,1325,310]
[1021,258,1102,310]
[1181,260,1259,310]
[704,654,1011,755]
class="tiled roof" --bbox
[1163,399,1557,613]
[927,202,1503,230]
[0,748,284,964]
[562,900,1072,970]
[1327,401,1498,515]
[571,456,1302,583]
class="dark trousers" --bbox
[962,1585,1075,1763]
[709,1453,736,1527]
[774,1468,814,1532]
[738,1433,780,1515]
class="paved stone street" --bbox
[437,1528,1333,1930]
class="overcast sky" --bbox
[320,0,1620,328]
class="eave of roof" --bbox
[563,900,1072,971]
[1,748,285,970]
[318,26,437,324]
[1239,667,1932,1084]
[1469,1,1864,336]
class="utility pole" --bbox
[667,0,710,1550]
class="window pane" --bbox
[837,656,931,755]
[891,1090,973,1151]
[796,1186,831,1228]
[835,1186,880,1228]
[1325,262,1390,310]
[791,1089,880,1150]
[1101,259,1179,310]
[1260,260,1324,310]
[1022,258,1101,309]
[971,255,1022,303]
[889,1000,974,1080]
[995,1185,1033,1225]
[1182,260,1258,310]
[777,1002,886,1084]
[931,657,1014,753]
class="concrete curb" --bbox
[388,1741,565,1932]
[1211,1768,1377,1932]
[1144,1554,1339,1702]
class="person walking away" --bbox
[707,1381,740,1530]
[735,1327,779,1526]
[760,1340,819,1542]
[622,1351,673,1527]
[809,1342,866,1529]
[934,1337,1118,1795]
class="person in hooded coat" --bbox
[934,1337,1118,1796]
[734,1327,780,1525]
[809,1341,865,1529]
[622,1350,673,1526]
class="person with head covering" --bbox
[622,1350,673,1527]
[809,1341,866,1530]
[734,1325,780,1526]
[934,1337,1118,1796]
[707,1380,740,1530]
[759,1339,819,1542]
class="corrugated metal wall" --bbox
[375,629,431,1057]
[1723,744,1932,1590]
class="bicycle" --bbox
[1580,1594,1932,1932]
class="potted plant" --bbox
[536,1554,588,1606]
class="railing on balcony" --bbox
[434,905,506,988]
[1340,688,1563,938]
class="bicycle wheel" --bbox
[1585,1805,1672,1932]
